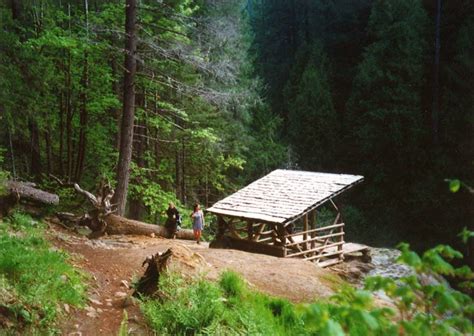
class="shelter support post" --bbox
[216,215,227,239]
[310,210,316,254]
[303,214,309,251]
[246,220,253,241]
[276,223,287,257]
[337,215,344,262]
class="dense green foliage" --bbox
[0,212,86,333]
[250,0,474,253]
[345,0,428,244]
[0,149,9,195]
[141,239,473,335]
[0,0,284,222]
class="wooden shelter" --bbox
[207,169,366,267]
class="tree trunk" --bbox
[44,128,52,175]
[111,57,121,151]
[29,119,42,179]
[180,140,186,204]
[114,0,137,216]
[128,92,146,220]
[3,181,59,205]
[431,0,441,146]
[104,214,194,239]
[134,246,209,297]
[1,180,59,216]
[10,0,21,20]
[58,91,65,176]
[175,140,182,202]
[153,92,160,180]
[74,51,89,182]
[54,179,195,240]
[74,0,89,182]
[66,50,73,181]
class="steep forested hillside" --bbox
[249,0,473,254]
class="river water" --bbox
[366,247,413,280]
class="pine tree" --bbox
[285,44,338,170]
[114,0,137,215]
[346,0,429,241]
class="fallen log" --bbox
[51,176,194,240]
[1,180,59,217]
[104,214,195,240]
[4,181,59,205]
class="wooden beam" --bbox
[246,220,253,241]
[226,236,285,258]
[310,210,316,252]
[337,215,344,262]
[285,232,344,247]
[306,249,345,262]
[276,224,286,245]
[252,223,266,241]
[257,236,273,243]
[303,214,309,251]
[317,258,342,268]
[276,224,286,256]
[216,215,227,239]
[227,219,243,240]
[284,223,345,238]
[285,241,344,258]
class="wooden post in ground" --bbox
[303,214,309,251]
[337,213,344,262]
[310,210,316,254]
[276,224,287,257]
[246,220,253,241]
[216,215,227,239]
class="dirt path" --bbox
[47,224,340,335]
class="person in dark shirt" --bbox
[165,202,180,239]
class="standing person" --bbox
[165,202,180,239]
[191,203,205,244]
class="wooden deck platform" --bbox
[222,233,370,267]
[341,242,370,255]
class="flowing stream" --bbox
[366,247,413,280]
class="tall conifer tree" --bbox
[346,0,428,238]
[114,0,137,215]
[285,44,337,170]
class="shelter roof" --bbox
[207,169,364,224]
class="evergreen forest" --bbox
[1,1,474,335]
[1,0,473,257]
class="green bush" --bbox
[0,147,9,196]
[218,269,246,298]
[0,212,86,333]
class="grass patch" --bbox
[0,212,86,334]
[140,270,305,335]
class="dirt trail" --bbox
[47,223,340,336]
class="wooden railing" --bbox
[284,221,345,264]
[217,213,346,265]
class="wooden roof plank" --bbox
[207,169,364,224]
